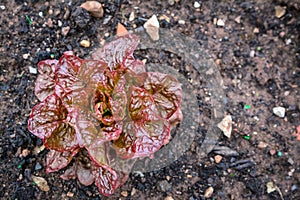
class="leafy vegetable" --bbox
[28,33,182,196]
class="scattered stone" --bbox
[178,20,185,25]
[194,1,201,9]
[285,38,292,45]
[273,106,285,118]
[164,196,174,200]
[253,27,259,33]
[0,5,6,10]
[217,115,232,138]
[32,175,50,192]
[23,53,29,60]
[35,162,42,171]
[166,175,171,181]
[291,184,297,191]
[67,191,74,197]
[217,19,225,27]
[48,9,53,15]
[131,188,137,196]
[80,40,90,48]
[257,141,268,149]
[168,0,175,6]
[235,16,241,23]
[143,15,160,41]
[103,15,112,24]
[80,1,104,18]
[63,9,71,19]
[46,18,53,28]
[116,23,128,36]
[121,191,128,197]
[288,157,294,165]
[269,149,276,155]
[20,148,30,157]
[275,5,286,18]
[214,155,223,163]
[61,26,70,36]
[204,186,214,198]
[58,20,62,27]
[157,180,172,192]
[54,9,61,16]
[250,50,255,57]
[38,11,43,17]
[129,11,135,21]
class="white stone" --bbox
[194,1,201,8]
[29,66,37,74]
[58,20,62,27]
[38,11,43,17]
[23,53,29,59]
[0,5,5,10]
[250,50,255,57]
[273,106,285,118]
[129,11,135,21]
[217,115,232,138]
[143,15,160,41]
[178,20,185,25]
[217,19,225,27]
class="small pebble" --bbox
[131,188,137,196]
[273,106,285,118]
[80,40,90,48]
[178,20,185,25]
[235,16,241,23]
[129,11,135,21]
[288,157,294,165]
[253,27,259,33]
[38,12,43,17]
[250,50,255,57]
[217,19,225,27]
[214,155,223,163]
[121,191,128,197]
[23,53,30,59]
[194,1,201,8]
[143,15,160,41]
[291,185,297,191]
[0,5,6,10]
[164,196,174,200]
[275,5,286,18]
[204,186,214,198]
[168,0,175,6]
[269,149,276,156]
[67,192,74,197]
[48,9,53,15]
[104,32,110,37]
[35,162,42,171]
[29,66,37,74]
[257,141,268,149]
[61,26,70,36]
[58,20,62,27]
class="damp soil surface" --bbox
[1,0,300,199]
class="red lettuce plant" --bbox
[28,34,182,196]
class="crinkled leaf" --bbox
[114,86,170,158]
[28,94,79,151]
[92,165,118,196]
[75,110,122,148]
[46,149,79,173]
[143,72,182,121]
[35,59,58,101]
[91,34,139,70]
[86,140,108,167]
[76,160,94,186]
[60,162,77,180]
[54,51,83,100]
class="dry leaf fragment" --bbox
[80,1,103,18]
[32,175,50,192]
[217,115,232,138]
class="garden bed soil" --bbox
[0,0,300,199]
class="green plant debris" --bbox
[243,135,250,140]
[244,104,251,109]
[25,15,32,25]
[257,46,262,51]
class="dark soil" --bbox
[1,0,300,199]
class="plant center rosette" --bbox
[28,34,182,196]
